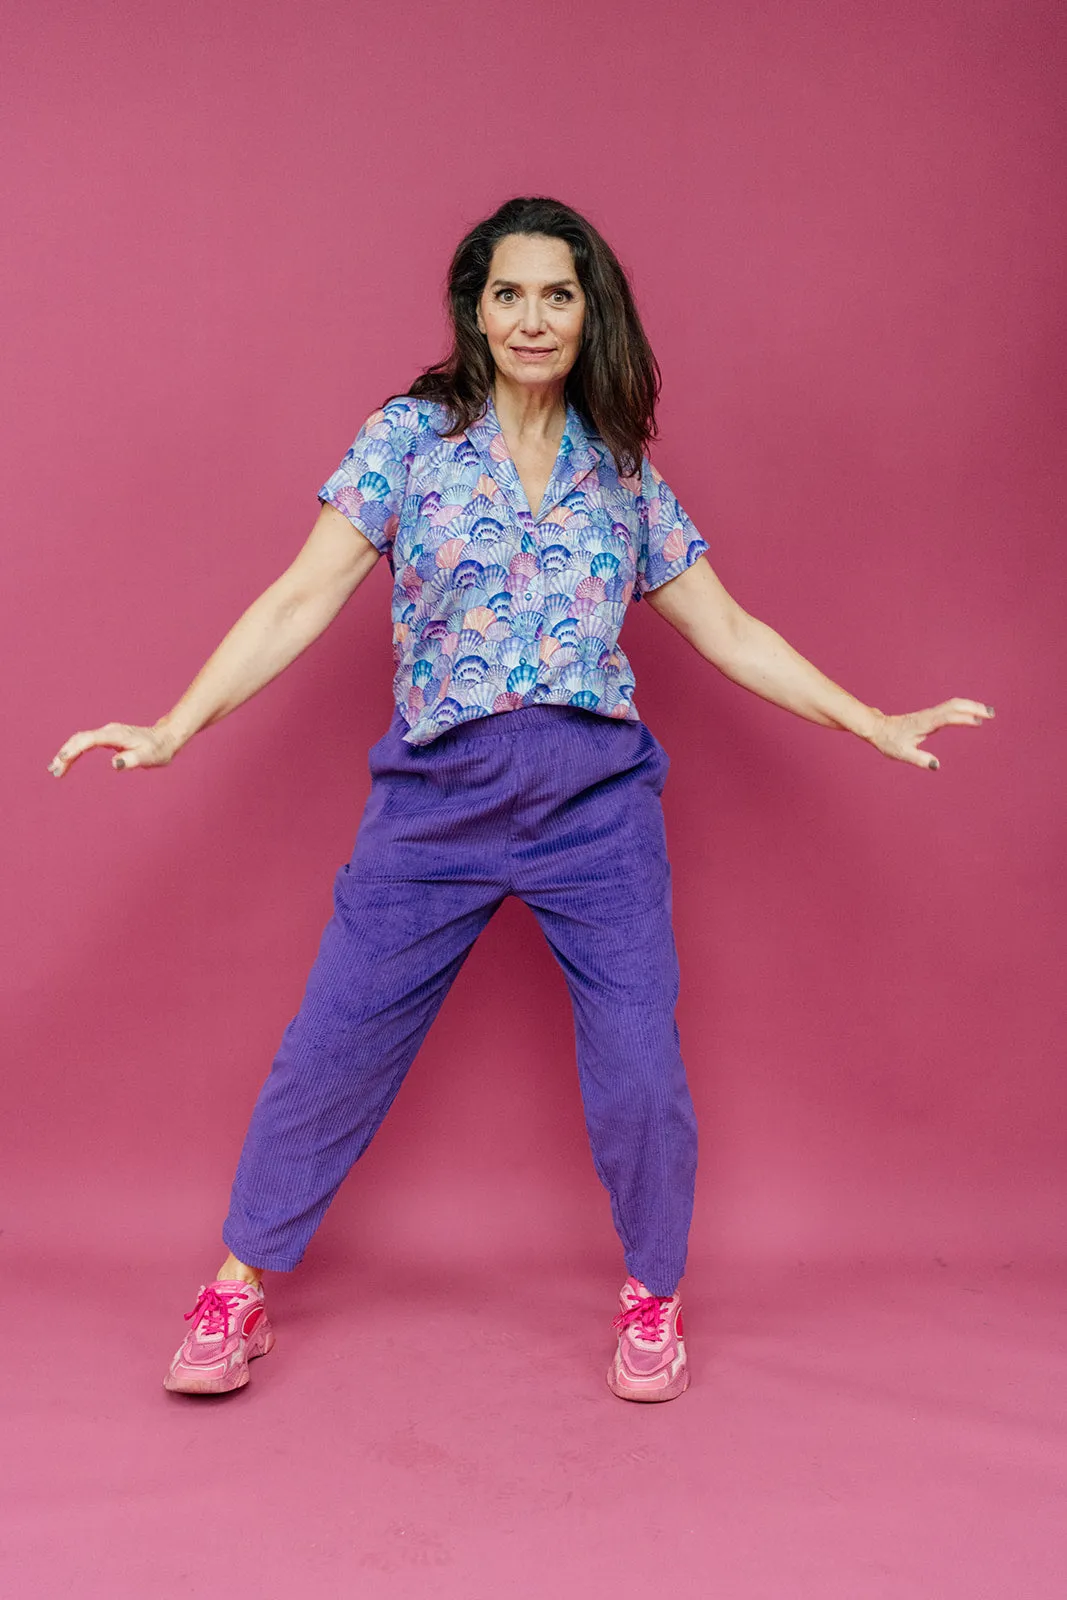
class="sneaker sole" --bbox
[163,1325,276,1395]
[606,1363,691,1403]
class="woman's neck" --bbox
[491,376,567,445]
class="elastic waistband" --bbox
[394,703,624,745]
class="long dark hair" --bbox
[385,196,662,479]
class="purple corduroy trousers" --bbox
[222,703,698,1295]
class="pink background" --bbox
[3,1,1064,1595]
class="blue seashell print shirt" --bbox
[317,392,709,746]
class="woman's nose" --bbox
[519,297,546,334]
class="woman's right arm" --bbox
[48,503,384,777]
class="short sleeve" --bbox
[317,399,418,558]
[631,460,710,603]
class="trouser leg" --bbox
[527,886,698,1297]
[222,864,504,1270]
[513,715,699,1298]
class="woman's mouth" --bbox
[510,346,556,361]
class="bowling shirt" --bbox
[317,390,709,745]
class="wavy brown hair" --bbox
[384,196,662,479]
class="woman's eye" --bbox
[493,288,573,303]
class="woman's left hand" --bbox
[867,699,995,770]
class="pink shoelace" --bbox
[613,1293,672,1342]
[184,1284,244,1339]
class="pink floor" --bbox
[6,1243,1064,1598]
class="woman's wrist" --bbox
[809,690,884,741]
[846,703,886,743]
[152,710,197,756]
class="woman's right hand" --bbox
[47,720,182,778]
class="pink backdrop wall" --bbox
[4,0,1064,1281]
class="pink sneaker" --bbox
[607,1275,690,1402]
[163,1279,274,1394]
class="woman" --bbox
[49,196,992,1403]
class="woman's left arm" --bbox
[644,557,994,770]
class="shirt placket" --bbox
[481,445,544,617]
[466,398,600,657]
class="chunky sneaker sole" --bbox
[607,1275,690,1402]
[164,1279,275,1395]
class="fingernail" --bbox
[929,758,939,770]
[985,705,995,716]
[115,758,125,770]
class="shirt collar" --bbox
[465,390,602,524]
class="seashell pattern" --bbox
[318,391,708,745]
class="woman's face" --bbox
[475,232,586,393]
